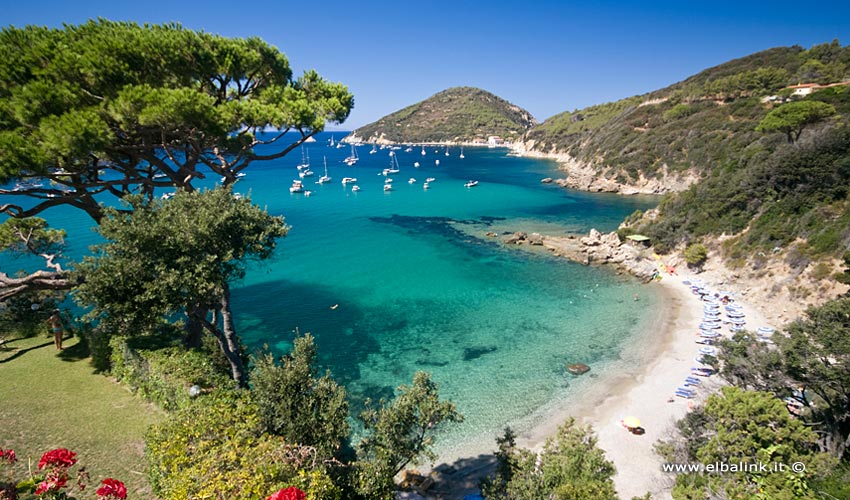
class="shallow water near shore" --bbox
[0,133,661,459]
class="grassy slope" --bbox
[0,335,162,499]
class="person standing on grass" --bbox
[46,310,64,350]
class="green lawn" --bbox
[0,334,163,498]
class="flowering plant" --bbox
[38,449,78,470]
[266,486,306,500]
[95,478,127,499]
[0,447,125,500]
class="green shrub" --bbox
[146,391,341,500]
[110,334,235,410]
[684,243,709,267]
[251,334,349,460]
[663,103,696,121]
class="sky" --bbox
[3,0,850,129]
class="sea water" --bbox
[0,133,661,460]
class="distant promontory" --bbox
[344,86,537,144]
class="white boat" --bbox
[405,147,413,153]
[383,153,400,175]
[329,135,335,147]
[289,180,304,193]
[435,159,440,166]
[318,157,331,184]
[421,146,426,156]
[425,177,435,182]
[351,185,361,192]
[408,178,416,184]
[344,145,359,165]
[422,182,430,189]
[153,173,168,179]
[445,146,450,157]
[413,162,420,168]
[464,180,479,187]
[383,184,392,191]
[370,144,377,154]
[304,190,312,196]
[459,146,465,159]
[160,191,175,200]
[297,146,311,170]
[384,178,393,184]
[342,177,357,185]
[304,136,316,143]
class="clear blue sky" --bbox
[4,0,850,129]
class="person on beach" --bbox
[46,310,64,350]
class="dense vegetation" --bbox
[347,87,536,143]
[526,40,850,260]
[526,41,849,185]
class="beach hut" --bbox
[626,234,651,247]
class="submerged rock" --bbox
[567,363,591,375]
[463,345,498,360]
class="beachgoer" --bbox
[46,310,64,350]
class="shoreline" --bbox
[423,231,779,499]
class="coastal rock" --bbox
[567,363,591,375]
[485,231,498,237]
[580,228,602,246]
[504,231,527,245]
[540,177,553,183]
[527,232,544,245]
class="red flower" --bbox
[96,478,127,499]
[0,448,16,464]
[34,474,68,495]
[266,486,307,500]
[37,448,77,470]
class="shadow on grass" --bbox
[57,336,89,362]
[0,337,54,364]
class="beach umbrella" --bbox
[623,416,641,429]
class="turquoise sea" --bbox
[1,132,661,460]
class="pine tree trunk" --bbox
[200,285,247,387]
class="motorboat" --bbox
[413,162,420,168]
[351,185,361,192]
[464,180,479,187]
[289,180,304,193]
[342,177,357,185]
[383,184,392,191]
[425,177,436,182]
[408,178,416,184]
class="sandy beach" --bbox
[518,268,776,500]
[422,255,778,500]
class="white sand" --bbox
[424,257,778,499]
[566,273,774,499]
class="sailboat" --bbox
[318,157,331,183]
[344,145,359,165]
[445,146,450,157]
[383,151,400,175]
[459,146,465,159]
[329,135,335,147]
[370,144,377,154]
[297,146,310,170]
[421,145,426,156]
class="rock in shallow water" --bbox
[567,363,591,375]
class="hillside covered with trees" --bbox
[346,86,537,144]
[527,41,850,263]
